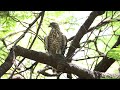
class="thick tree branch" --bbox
[66,12,120,72]
[1,45,120,79]
[66,11,105,62]
[14,46,58,68]
[0,48,15,77]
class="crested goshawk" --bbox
[44,22,72,78]
[44,22,67,56]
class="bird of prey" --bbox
[44,22,67,56]
[44,22,70,78]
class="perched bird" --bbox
[44,22,67,76]
[44,22,67,56]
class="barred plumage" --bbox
[44,22,68,77]
[44,22,67,56]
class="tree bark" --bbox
[1,45,120,79]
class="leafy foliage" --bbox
[107,45,120,60]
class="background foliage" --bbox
[0,11,120,79]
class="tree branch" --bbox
[94,36,120,72]
[14,11,44,46]
[1,45,120,79]
[66,11,105,62]
[8,11,45,79]
[68,17,120,42]
[0,47,15,77]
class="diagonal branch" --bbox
[8,11,45,79]
[94,36,120,72]
[66,11,105,62]
[14,11,44,46]
[68,18,116,42]
[0,47,15,77]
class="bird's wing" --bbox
[44,36,48,51]
[62,34,67,55]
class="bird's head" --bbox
[49,22,60,30]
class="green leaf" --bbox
[107,45,120,60]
